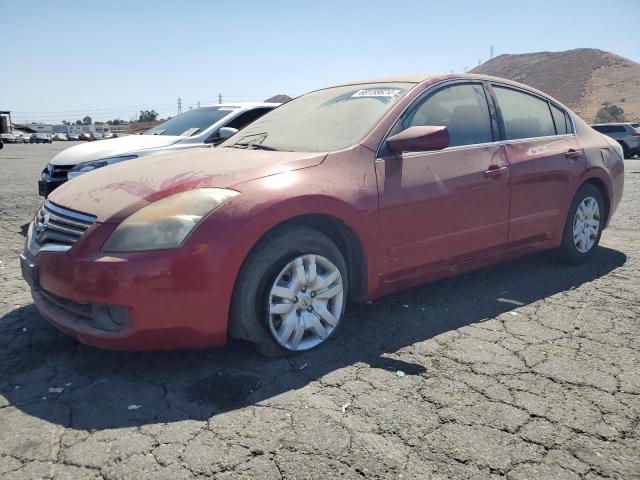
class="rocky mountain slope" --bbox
[472,48,640,122]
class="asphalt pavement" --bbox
[0,143,638,479]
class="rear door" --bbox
[376,82,510,277]
[489,84,584,244]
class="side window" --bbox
[395,83,493,148]
[550,104,568,135]
[224,108,272,130]
[494,86,556,140]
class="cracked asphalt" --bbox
[0,143,639,479]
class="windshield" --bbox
[222,83,415,152]
[144,106,238,137]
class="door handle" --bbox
[483,166,508,178]
[565,149,583,159]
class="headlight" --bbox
[67,155,137,179]
[103,188,240,252]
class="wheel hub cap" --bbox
[268,254,344,351]
[573,196,600,254]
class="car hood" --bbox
[48,147,326,223]
[50,135,185,166]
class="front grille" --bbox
[50,165,73,179]
[41,289,93,321]
[43,164,74,179]
[36,289,128,332]
[33,201,96,247]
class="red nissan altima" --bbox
[21,73,624,356]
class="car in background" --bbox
[21,73,624,355]
[591,122,640,158]
[53,133,69,141]
[79,133,91,141]
[67,134,80,141]
[30,133,52,144]
[0,132,21,143]
[39,102,279,196]
[19,132,32,143]
[0,138,3,149]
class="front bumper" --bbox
[22,222,232,350]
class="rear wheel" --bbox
[556,184,604,263]
[229,225,348,357]
[620,142,630,159]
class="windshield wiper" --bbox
[228,142,277,151]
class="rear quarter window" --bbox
[493,86,556,140]
[550,104,569,135]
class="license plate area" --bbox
[38,180,46,196]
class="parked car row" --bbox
[22,73,624,357]
[0,131,33,143]
[0,131,118,144]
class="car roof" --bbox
[327,72,562,99]
[198,102,281,109]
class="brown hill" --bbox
[471,48,640,122]
[265,94,293,103]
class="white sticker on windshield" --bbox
[219,107,238,111]
[180,127,200,137]
[351,88,402,98]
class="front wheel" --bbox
[556,184,604,263]
[229,225,348,357]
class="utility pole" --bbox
[177,97,182,114]
[197,101,200,108]
[490,45,495,59]
[218,93,222,104]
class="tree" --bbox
[75,120,82,125]
[62,120,71,126]
[138,110,158,123]
[82,116,93,125]
[594,103,626,123]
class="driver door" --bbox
[376,82,510,278]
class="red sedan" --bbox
[21,73,624,356]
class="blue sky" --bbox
[1,0,638,123]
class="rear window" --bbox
[494,86,556,140]
[592,125,626,133]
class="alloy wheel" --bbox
[573,196,600,254]
[268,254,344,351]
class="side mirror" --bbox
[386,126,450,153]
[218,127,238,140]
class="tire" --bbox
[555,184,604,264]
[620,142,630,159]
[229,225,348,357]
